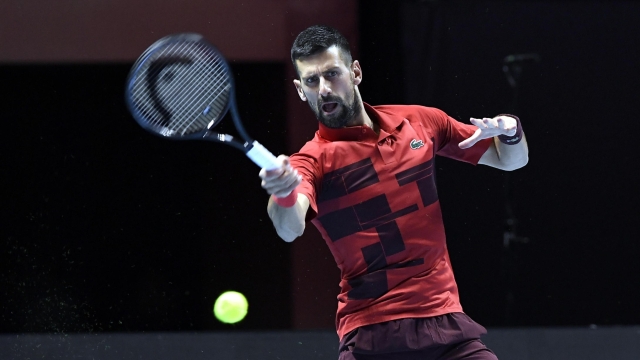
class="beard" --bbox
[308,86,362,129]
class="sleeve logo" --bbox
[410,139,424,150]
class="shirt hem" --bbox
[337,306,465,341]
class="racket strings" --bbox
[166,45,229,134]
[130,40,232,136]
[155,42,223,130]
[144,45,226,132]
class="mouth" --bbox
[321,102,339,115]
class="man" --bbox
[260,25,528,360]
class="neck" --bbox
[346,87,378,133]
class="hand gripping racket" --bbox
[125,33,280,170]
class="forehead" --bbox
[296,46,347,77]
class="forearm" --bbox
[477,114,529,171]
[267,193,309,242]
[492,132,529,170]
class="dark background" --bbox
[361,0,640,327]
[1,0,639,334]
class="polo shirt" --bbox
[289,103,493,340]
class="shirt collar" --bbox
[317,102,405,142]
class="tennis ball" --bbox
[213,291,248,324]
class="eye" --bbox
[327,71,338,77]
[305,76,318,85]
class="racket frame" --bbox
[125,34,280,169]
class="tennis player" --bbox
[260,25,528,360]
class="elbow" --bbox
[276,226,304,243]
[274,219,306,242]
[503,155,529,171]
[280,234,297,243]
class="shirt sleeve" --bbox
[288,152,320,220]
[422,107,493,165]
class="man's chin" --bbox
[319,115,349,129]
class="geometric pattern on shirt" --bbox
[316,157,438,300]
[395,156,438,207]
[317,158,379,204]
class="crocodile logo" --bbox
[410,139,424,150]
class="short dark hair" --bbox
[291,25,352,75]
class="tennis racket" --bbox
[125,33,280,170]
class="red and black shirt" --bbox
[289,103,492,340]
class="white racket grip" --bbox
[246,141,280,170]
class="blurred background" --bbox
[1,0,639,358]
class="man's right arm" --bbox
[260,155,309,242]
[267,193,309,242]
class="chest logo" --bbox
[410,139,424,150]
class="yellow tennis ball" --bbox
[213,291,248,324]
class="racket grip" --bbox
[246,141,280,170]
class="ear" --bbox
[351,60,362,86]
[293,79,307,101]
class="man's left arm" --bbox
[458,115,529,171]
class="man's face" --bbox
[293,46,362,128]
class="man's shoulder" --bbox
[294,132,331,156]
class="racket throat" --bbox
[201,131,242,150]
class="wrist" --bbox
[272,188,298,208]
[497,114,523,145]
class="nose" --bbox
[318,76,332,97]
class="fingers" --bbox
[459,128,482,149]
[470,117,489,129]
[263,169,301,197]
[259,155,302,197]
[462,117,517,149]
[496,116,517,136]
[259,155,288,180]
[272,177,301,198]
[472,116,517,134]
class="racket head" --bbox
[125,33,235,139]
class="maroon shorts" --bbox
[338,313,498,360]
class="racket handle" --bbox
[246,141,280,170]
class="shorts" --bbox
[338,313,498,360]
